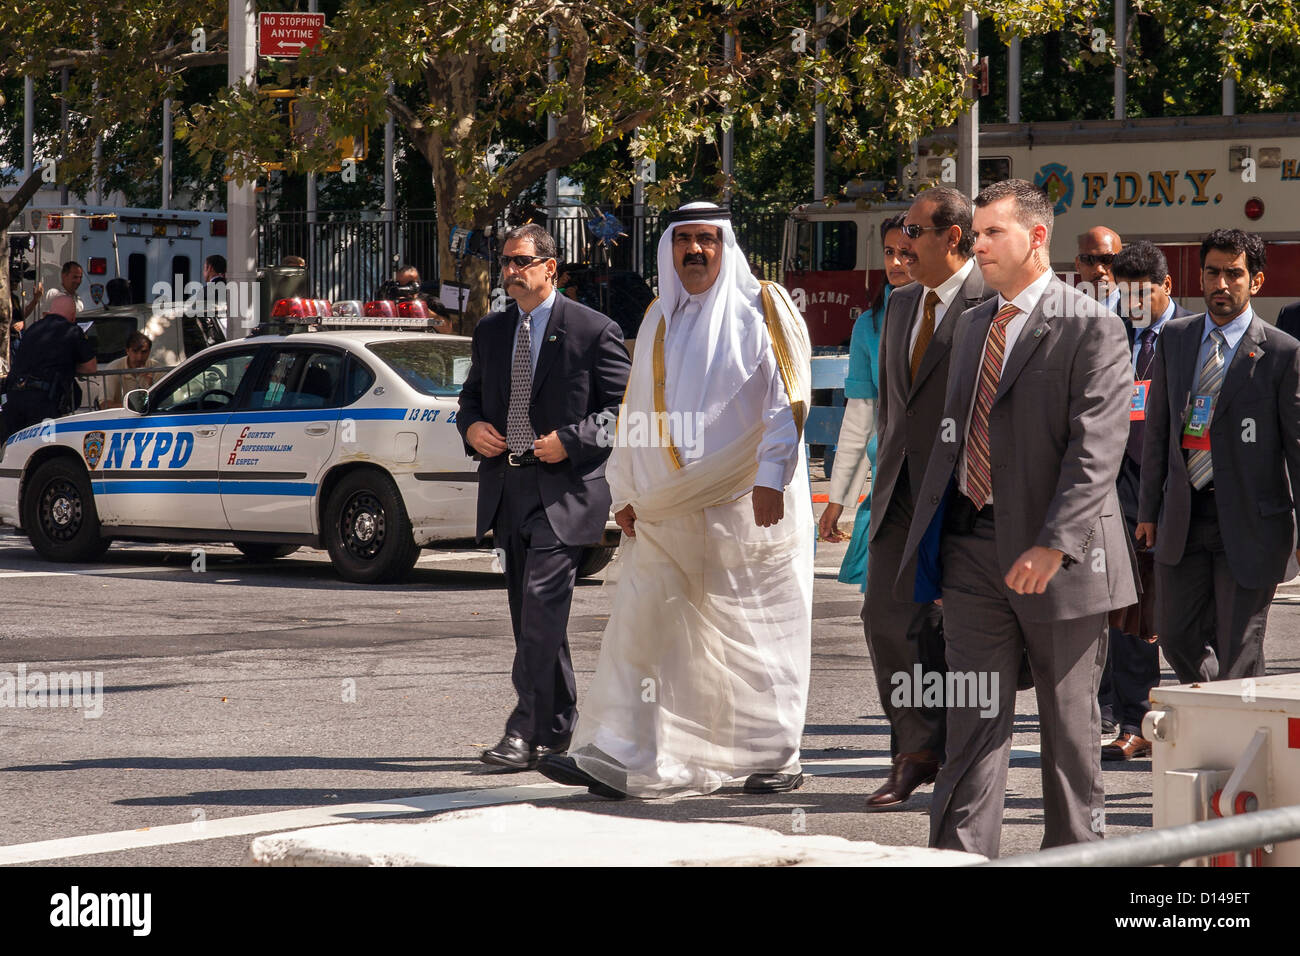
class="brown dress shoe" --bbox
[1101,732,1152,761]
[865,751,940,810]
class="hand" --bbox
[1005,546,1065,595]
[466,421,507,457]
[753,485,785,528]
[34,281,43,298]
[818,502,847,542]
[534,431,568,463]
[615,504,636,538]
[1135,522,1157,550]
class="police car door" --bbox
[95,346,260,529]
[219,346,343,533]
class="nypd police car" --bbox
[0,320,617,583]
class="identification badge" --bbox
[1180,393,1215,450]
[1129,380,1150,421]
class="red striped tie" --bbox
[964,303,1020,509]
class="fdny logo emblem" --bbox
[1034,162,1075,216]
[83,431,106,470]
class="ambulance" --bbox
[783,112,1300,346]
[9,205,228,311]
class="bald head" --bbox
[47,294,78,321]
[1076,227,1123,286]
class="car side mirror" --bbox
[124,388,149,415]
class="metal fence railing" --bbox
[259,203,792,307]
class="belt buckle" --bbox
[507,452,530,467]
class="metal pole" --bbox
[161,97,173,209]
[59,68,69,205]
[1223,75,1236,116]
[814,5,826,200]
[1114,0,1126,120]
[983,804,1300,868]
[546,26,559,214]
[722,29,735,197]
[632,17,645,275]
[1007,36,1021,124]
[23,76,34,179]
[955,9,979,199]
[227,0,259,336]
[384,83,395,276]
[306,0,318,224]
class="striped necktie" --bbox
[964,302,1020,509]
[506,312,535,454]
[911,290,940,382]
[1186,329,1226,490]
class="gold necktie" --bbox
[911,290,941,382]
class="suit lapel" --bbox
[530,296,568,400]
[886,283,921,397]
[1215,314,1266,413]
[498,303,520,409]
[1176,314,1207,411]
[993,284,1054,404]
[910,267,984,397]
[951,297,996,423]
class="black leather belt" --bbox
[944,495,995,535]
[507,451,539,467]
[1190,483,1217,518]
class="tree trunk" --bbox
[0,168,48,377]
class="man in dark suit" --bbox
[901,180,1135,857]
[458,223,631,770]
[862,186,992,810]
[1137,229,1300,685]
[1099,241,1194,761]
[1275,299,1300,340]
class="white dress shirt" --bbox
[907,258,976,356]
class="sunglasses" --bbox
[1077,254,1116,267]
[500,254,550,269]
[900,223,948,239]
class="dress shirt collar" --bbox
[1201,306,1253,350]
[520,287,558,327]
[930,257,975,310]
[997,267,1053,318]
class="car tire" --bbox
[234,543,300,561]
[323,468,419,583]
[577,545,617,578]
[22,457,111,562]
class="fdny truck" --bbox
[784,112,1300,346]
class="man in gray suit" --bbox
[863,186,992,810]
[901,180,1135,857]
[1137,229,1300,684]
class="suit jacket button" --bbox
[906,409,915,417]
[930,495,939,504]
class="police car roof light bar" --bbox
[318,315,443,332]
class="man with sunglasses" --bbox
[458,223,631,772]
[1075,227,1123,316]
[862,186,993,810]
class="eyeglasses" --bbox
[1077,254,1116,267]
[672,232,721,249]
[900,223,948,239]
[500,254,550,269]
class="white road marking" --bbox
[0,565,196,579]
[0,747,1044,865]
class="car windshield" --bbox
[367,340,471,397]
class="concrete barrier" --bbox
[246,803,984,867]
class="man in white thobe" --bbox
[537,202,814,799]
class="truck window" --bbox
[795,220,858,272]
[171,255,192,286]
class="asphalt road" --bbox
[2,488,1299,868]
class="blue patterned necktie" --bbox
[506,312,534,454]
[1186,329,1226,490]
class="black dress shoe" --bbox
[536,754,626,800]
[533,735,572,759]
[744,771,805,794]
[481,733,536,770]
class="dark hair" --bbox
[105,277,132,306]
[869,214,909,320]
[205,254,226,275]
[1199,228,1266,277]
[61,260,81,275]
[916,186,975,257]
[125,330,152,351]
[1111,240,1169,284]
[974,179,1055,243]
[502,223,558,260]
[395,263,419,278]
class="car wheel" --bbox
[323,468,419,583]
[577,545,617,578]
[22,457,111,562]
[234,543,300,561]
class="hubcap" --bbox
[340,491,386,560]
[40,479,83,542]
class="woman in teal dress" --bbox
[818,214,912,589]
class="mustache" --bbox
[681,253,707,266]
